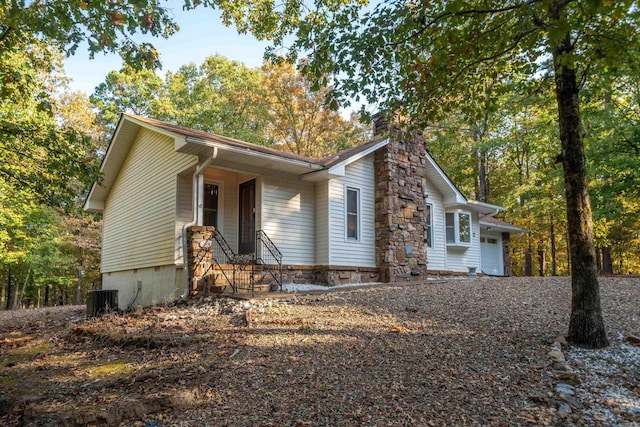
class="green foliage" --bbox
[583,72,640,273]
[0,39,99,208]
[0,0,181,69]
[158,55,269,144]
[91,66,164,134]
[0,35,103,308]
[91,55,369,156]
[427,87,570,276]
[0,180,101,308]
[261,61,367,157]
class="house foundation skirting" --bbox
[427,269,485,278]
[281,265,380,285]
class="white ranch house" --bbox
[84,114,524,309]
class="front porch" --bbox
[186,226,382,296]
[186,226,283,296]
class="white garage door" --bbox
[480,235,503,276]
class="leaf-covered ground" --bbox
[0,276,638,426]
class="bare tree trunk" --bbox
[525,242,533,277]
[478,149,488,202]
[11,273,19,309]
[550,215,558,276]
[75,265,83,305]
[538,247,545,277]
[0,267,5,309]
[44,285,50,307]
[601,247,613,275]
[472,115,490,202]
[552,3,608,348]
[6,274,15,310]
[17,267,31,308]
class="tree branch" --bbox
[391,0,545,47]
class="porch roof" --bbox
[83,114,389,212]
[479,215,528,233]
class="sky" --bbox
[64,4,270,95]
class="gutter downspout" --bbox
[181,147,218,300]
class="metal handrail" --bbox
[256,230,283,290]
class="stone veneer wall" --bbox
[186,226,215,294]
[280,266,380,285]
[502,232,512,277]
[187,226,380,293]
[374,125,429,282]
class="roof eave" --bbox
[480,221,528,233]
[465,200,505,215]
[424,152,468,203]
[302,138,390,182]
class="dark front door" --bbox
[238,179,256,254]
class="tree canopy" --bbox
[91,55,369,157]
[0,0,181,68]
[205,0,640,348]
[0,40,99,207]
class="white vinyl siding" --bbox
[175,172,194,263]
[422,178,446,270]
[328,155,375,267]
[176,173,193,223]
[262,174,316,265]
[102,128,196,272]
[315,181,330,265]
[445,211,481,272]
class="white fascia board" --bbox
[334,138,389,168]
[465,200,505,215]
[479,221,527,233]
[301,138,389,182]
[83,199,104,213]
[424,151,467,203]
[300,165,346,182]
[83,182,99,212]
[174,135,189,152]
[125,114,184,140]
[83,115,137,212]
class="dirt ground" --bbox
[0,276,638,426]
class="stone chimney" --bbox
[374,120,429,282]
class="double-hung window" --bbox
[346,187,360,240]
[445,211,471,246]
[425,204,433,248]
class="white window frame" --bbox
[445,210,472,247]
[345,186,360,241]
[425,203,433,248]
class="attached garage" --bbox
[479,216,527,277]
[480,233,503,276]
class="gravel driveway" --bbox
[0,276,638,426]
